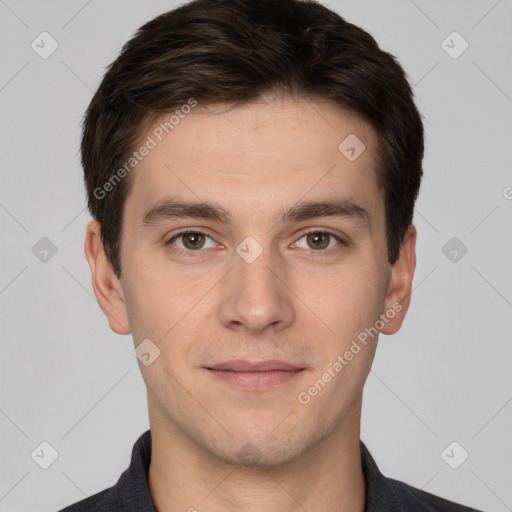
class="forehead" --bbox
[124,96,382,226]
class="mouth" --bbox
[205,360,306,391]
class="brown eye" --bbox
[293,231,343,252]
[181,232,205,250]
[167,231,215,251]
[306,232,330,250]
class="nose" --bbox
[218,243,295,335]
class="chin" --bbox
[202,419,314,469]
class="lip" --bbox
[207,360,303,372]
[205,360,305,391]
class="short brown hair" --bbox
[82,0,424,278]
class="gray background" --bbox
[0,0,511,511]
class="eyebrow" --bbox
[140,197,369,228]
[282,200,369,225]
[141,199,232,227]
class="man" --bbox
[59,0,481,510]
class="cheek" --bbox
[304,264,386,345]
[121,255,178,342]
[122,252,218,348]
[296,268,383,416]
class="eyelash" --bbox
[164,229,347,257]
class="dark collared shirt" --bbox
[58,430,481,511]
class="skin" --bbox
[85,95,416,512]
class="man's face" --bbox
[105,96,409,465]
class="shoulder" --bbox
[57,486,115,512]
[57,430,155,512]
[360,440,482,511]
[385,476,483,511]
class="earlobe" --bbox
[380,224,417,335]
[84,220,131,335]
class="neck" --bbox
[147,402,366,512]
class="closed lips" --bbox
[206,360,304,372]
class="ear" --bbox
[380,224,417,335]
[84,220,131,335]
